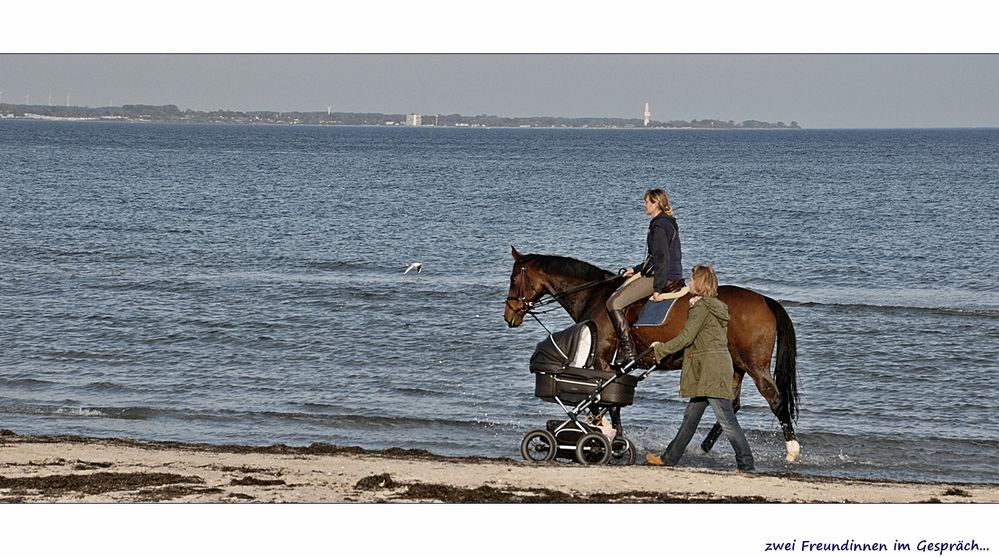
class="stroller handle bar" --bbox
[622,346,657,376]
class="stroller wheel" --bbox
[520,430,557,462]
[609,436,637,465]
[575,432,611,465]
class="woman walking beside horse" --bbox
[607,188,686,366]
[646,264,755,472]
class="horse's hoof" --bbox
[785,440,801,462]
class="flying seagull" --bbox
[403,262,423,274]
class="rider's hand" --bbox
[623,267,635,278]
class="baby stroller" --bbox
[520,320,654,465]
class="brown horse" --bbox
[504,247,802,462]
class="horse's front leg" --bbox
[609,406,622,436]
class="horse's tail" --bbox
[764,296,799,424]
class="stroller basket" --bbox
[529,321,638,406]
[534,367,638,405]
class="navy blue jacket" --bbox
[636,214,682,292]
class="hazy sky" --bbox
[2,54,999,128]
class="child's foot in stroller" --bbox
[646,453,671,466]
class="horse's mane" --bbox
[525,253,615,282]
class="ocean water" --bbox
[1,120,997,484]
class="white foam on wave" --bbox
[55,407,107,417]
[775,284,999,314]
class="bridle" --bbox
[504,264,539,319]
[505,263,618,332]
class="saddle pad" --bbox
[634,287,689,327]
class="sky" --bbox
[2,2,999,128]
[2,54,999,128]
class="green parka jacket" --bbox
[652,296,734,399]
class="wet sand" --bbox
[1,430,996,503]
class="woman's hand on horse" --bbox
[651,342,668,362]
[621,267,635,278]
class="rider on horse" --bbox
[606,188,685,366]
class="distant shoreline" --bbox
[5,115,996,131]
[0,103,800,130]
[0,116,806,130]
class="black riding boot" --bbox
[609,309,636,366]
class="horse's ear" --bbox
[511,246,523,261]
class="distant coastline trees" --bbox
[0,103,801,129]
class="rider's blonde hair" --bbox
[690,264,719,297]
[644,188,675,218]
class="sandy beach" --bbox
[1,429,996,503]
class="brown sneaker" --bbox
[646,453,664,466]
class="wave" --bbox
[95,278,213,294]
[771,430,999,483]
[177,318,240,330]
[0,377,56,388]
[259,409,483,429]
[777,299,999,319]
[392,386,447,397]
[21,246,150,262]
[75,223,160,235]
[81,381,136,394]
[797,428,999,450]
[0,402,506,431]
[39,350,133,363]
[0,404,159,420]
[301,260,369,272]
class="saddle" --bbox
[634,286,689,327]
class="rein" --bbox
[528,277,616,309]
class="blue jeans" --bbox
[663,397,755,471]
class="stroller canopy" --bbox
[529,321,597,373]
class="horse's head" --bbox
[504,247,548,328]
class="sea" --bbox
[1,120,997,484]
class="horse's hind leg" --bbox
[744,365,800,462]
[699,370,745,453]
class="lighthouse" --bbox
[643,102,651,127]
